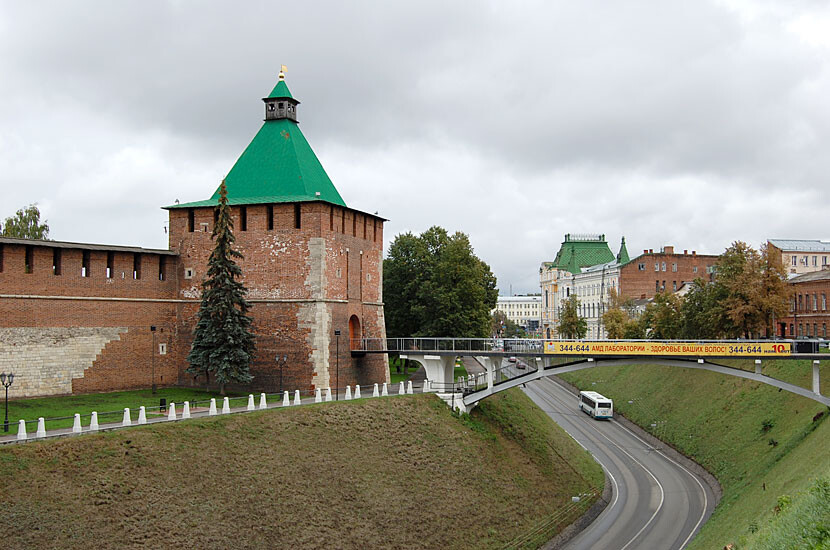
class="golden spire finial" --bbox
[278,65,287,81]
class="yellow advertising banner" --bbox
[543,341,792,357]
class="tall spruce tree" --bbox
[187,181,255,394]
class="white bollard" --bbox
[345,386,352,400]
[283,391,290,406]
[209,398,217,416]
[398,381,405,395]
[72,413,82,433]
[17,419,27,440]
[247,394,255,411]
[137,406,146,425]
[315,388,322,403]
[36,417,46,438]
[259,393,267,410]
[325,388,332,402]
[123,408,132,427]
[423,379,430,393]
[373,383,379,398]
[293,390,301,406]
[382,383,389,396]
[222,396,231,414]
[458,376,464,385]
[407,381,413,394]
[182,402,191,419]
[90,411,99,431]
[355,385,361,399]
[168,402,177,421]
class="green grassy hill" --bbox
[559,360,829,549]
[0,389,602,550]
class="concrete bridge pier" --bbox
[401,354,456,392]
[478,357,502,388]
[814,361,821,395]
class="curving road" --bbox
[521,375,717,550]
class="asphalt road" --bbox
[521,374,717,550]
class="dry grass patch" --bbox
[0,390,601,549]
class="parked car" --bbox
[508,356,517,363]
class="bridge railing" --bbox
[359,337,502,353]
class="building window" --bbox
[82,250,90,277]
[799,323,803,337]
[824,323,827,337]
[106,252,114,278]
[267,204,274,231]
[329,207,334,232]
[52,248,61,275]
[799,294,803,311]
[187,209,195,232]
[159,256,167,281]
[363,216,367,239]
[133,253,141,280]
[654,262,660,272]
[544,290,548,308]
[813,294,818,311]
[813,256,818,267]
[792,256,797,266]
[790,323,794,337]
[25,245,34,274]
[373,219,378,242]
[672,263,677,272]
[638,263,645,271]
[341,209,346,233]
[662,280,666,291]
[240,206,247,231]
[814,323,818,337]
[656,280,660,292]
[661,261,666,271]
[824,256,828,266]
[807,324,812,337]
[672,281,677,291]
[294,203,301,229]
[822,294,826,310]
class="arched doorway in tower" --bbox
[349,315,361,350]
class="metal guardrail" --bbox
[355,337,817,354]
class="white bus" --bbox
[578,391,613,419]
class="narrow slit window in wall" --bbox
[25,245,34,274]
[133,253,141,280]
[294,203,301,229]
[341,209,345,233]
[373,219,377,242]
[106,251,114,278]
[188,209,195,232]
[363,216,367,239]
[159,256,166,281]
[53,248,61,275]
[267,205,274,230]
[82,250,90,277]
[329,207,334,231]
[240,206,247,231]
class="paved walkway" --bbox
[0,384,422,446]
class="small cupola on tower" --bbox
[263,66,300,122]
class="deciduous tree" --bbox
[642,292,683,339]
[1,204,49,239]
[383,226,498,339]
[557,295,587,339]
[187,182,255,394]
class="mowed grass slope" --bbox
[559,362,830,549]
[0,389,602,550]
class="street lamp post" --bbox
[278,354,288,393]
[150,325,157,394]
[1,372,14,433]
[334,330,341,401]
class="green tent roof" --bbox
[551,235,614,275]
[166,79,345,210]
[616,237,630,265]
[268,79,293,99]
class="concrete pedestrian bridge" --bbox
[355,338,830,411]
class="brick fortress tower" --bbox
[0,71,389,397]
[167,71,389,393]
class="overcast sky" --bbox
[1,1,828,294]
